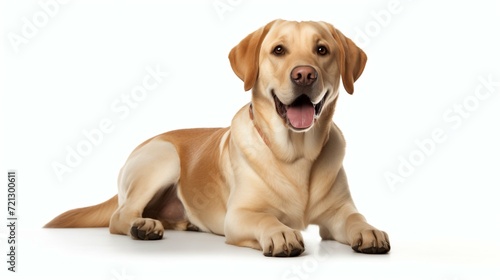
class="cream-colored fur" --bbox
[45,19,390,257]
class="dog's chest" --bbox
[264,159,315,227]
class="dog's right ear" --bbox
[229,20,277,91]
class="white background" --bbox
[1,0,500,279]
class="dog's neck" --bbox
[248,103,271,147]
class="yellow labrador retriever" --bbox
[46,19,390,257]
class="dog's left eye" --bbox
[317,45,328,56]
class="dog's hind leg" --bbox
[109,139,181,240]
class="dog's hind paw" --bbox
[130,218,164,240]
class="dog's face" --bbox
[229,20,367,132]
[258,21,341,132]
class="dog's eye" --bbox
[317,45,328,56]
[273,45,286,56]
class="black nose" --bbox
[291,66,317,86]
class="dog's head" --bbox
[229,20,366,132]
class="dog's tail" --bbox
[44,195,118,228]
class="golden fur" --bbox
[45,20,390,257]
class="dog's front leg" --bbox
[317,168,391,254]
[224,209,305,257]
[319,205,391,254]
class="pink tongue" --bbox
[286,103,315,129]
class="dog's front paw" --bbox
[351,229,390,254]
[262,229,305,257]
[130,218,164,240]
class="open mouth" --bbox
[272,91,328,131]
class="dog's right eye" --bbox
[272,45,286,56]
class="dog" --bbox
[45,19,390,257]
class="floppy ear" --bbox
[228,20,276,91]
[326,23,367,94]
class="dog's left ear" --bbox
[325,23,367,94]
[229,20,277,91]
